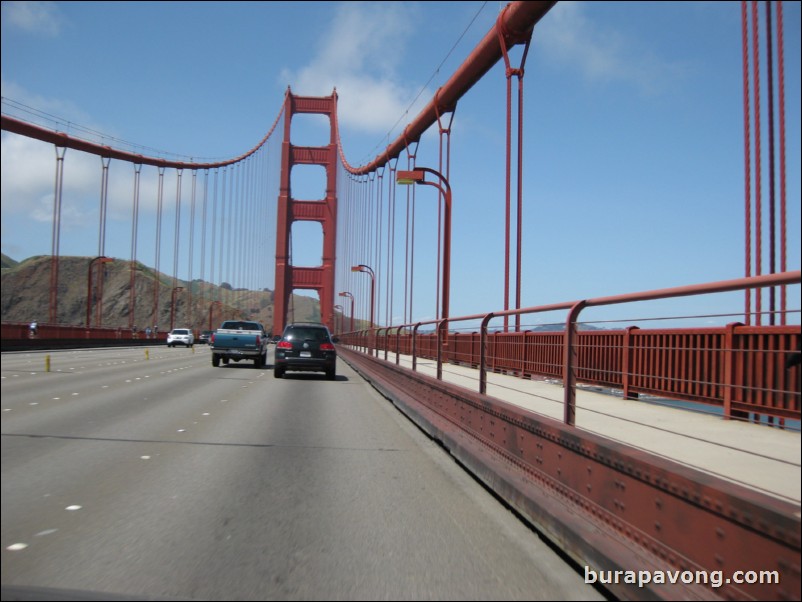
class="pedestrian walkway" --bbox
[388,353,801,504]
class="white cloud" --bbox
[1,130,168,228]
[280,2,429,135]
[1,81,169,232]
[1,80,98,135]
[2,1,63,37]
[534,2,683,95]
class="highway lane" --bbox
[2,346,604,600]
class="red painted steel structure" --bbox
[343,270,802,424]
[272,91,339,334]
[336,274,801,602]
[396,168,452,332]
[340,343,800,602]
[2,4,799,599]
[0,110,284,328]
[338,1,555,176]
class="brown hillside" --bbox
[1,255,328,334]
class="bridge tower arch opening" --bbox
[273,90,338,333]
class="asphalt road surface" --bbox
[1,346,604,601]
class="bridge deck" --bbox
[386,353,801,505]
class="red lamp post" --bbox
[86,256,114,327]
[338,291,355,333]
[396,168,452,327]
[170,286,184,331]
[351,265,375,330]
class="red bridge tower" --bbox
[273,90,339,334]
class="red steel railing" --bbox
[342,272,801,423]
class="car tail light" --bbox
[320,342,335,351]
[210,333,215,344]
[277,341,293,349]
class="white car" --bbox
[167,328,194,347]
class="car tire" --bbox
[326,368,336,381]
[212,355,220,367]
[274,366,284,378]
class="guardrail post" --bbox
[395,326,403,366]
[622,326,640,400]
[723,322,742,420]
[436,319,445,380]
[412,322,422,372]
[563,301,586,426]
[480,313,494,395]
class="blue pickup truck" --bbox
[210,320,270,368]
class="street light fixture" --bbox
[208,300,222,331]
[333,304,343,334]
[351,264,376,330]
[170,287,185,331]
[86,256,114,327]
[338,291,355,333]
[396,168,451,328]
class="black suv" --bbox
[274,323,338,380]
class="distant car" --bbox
[198,330,213,345]
[274,322,338,380]
[167,328,194,347]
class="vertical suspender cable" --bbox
[219,167,227,309]
[50,146,67,324]
[498,8,531,332]
[154,167,165,331]
[751,0,762,325]
[97,156,111,326]
[129,163,142,329]
[776,1,787,324]
[765,1,776,325]
[172,169,183,326]
[189,170,197,329]
[210,169,219,289]
[515,44,529,332]
[376,169,384,326]
[387,161,396,328]
[228,164,235,311]
[200,169,209,310]
[741,1,752,325]
[404,141,418,324]
[434,95,455,323]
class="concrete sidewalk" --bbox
[384,352,801,504]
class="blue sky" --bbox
[2,1,800,327]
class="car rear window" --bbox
[285,327,329,342]
[221,321,261,331]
